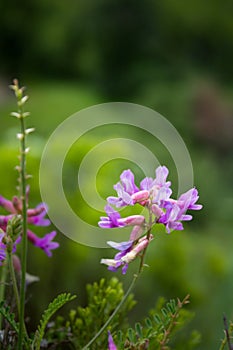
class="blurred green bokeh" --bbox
[0,1,233,349]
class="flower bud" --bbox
[25,127,35,135]
[120,215,145,226]
[132,190,149,204]
[10,112,21,118]
[130,225,144,241]
[7,215,22,241]
[16,133,24,140]
[121,234,153,264]
[151,204,164,218]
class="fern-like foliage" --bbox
[32,292,76,350]
[45,277,136,349]
[0,301,22,349]
[114,294,201,350]
[0,301,19,333]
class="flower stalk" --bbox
[10,79,30,349]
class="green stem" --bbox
[8,252,29,348]
[17,96,28,350]
[139,204,153,273]
[219,338,227,350]
[8,253,20,316]
[82,274,139,350]
[0,259,8,328]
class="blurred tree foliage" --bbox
[1,0,233,97]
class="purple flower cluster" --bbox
[0,187,59,265]
[99,166,202,274]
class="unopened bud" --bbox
[120,215,145,226]
[16,133,24,140]
[122,234,153,264]
[132,190,149,204]
[10,112,21,118]
[15,166,21,172]
[12,196,22,212]
[18,95,29,106]
[25,128,35,135]
[7,215,22,241]
[151,204,164,218]
[130,225,144,241]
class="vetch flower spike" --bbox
[100,165,202,273]
[0,190,58,259]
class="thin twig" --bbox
[223,315,233,350]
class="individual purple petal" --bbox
[178,188,203,211]
[0,215,12,231]
[140,177,154,191]
[105,205,121,222]
[107,170,139,208]
[107,196,123,207]
[165,221,183,233]
[153,187,172,205]
[153,166,171,188]
[27,203,51,226]
[0,233,6,264]
[180,214,193,221]
[158,203,183,233]
[109,182,133,207]
[120,169,139,194]
[108,331,117,350]
[34,231,59,257]
[98,205,125,228]
[130,225,144,241]
[0,196,16,213]
[121,263,129,275]
[107,240,133,251]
